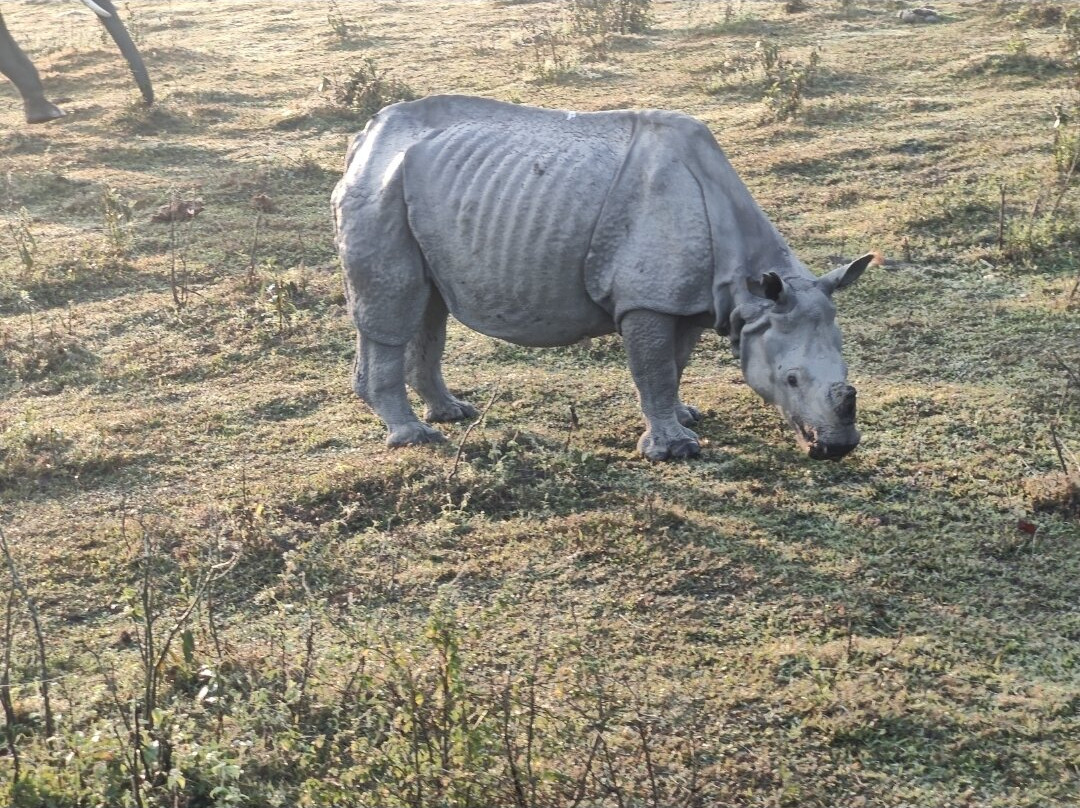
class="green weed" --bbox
[708,40,821,121]
[332,58,418,123]
[520,15,578,82]
[101,187,134,259]
[326,0,354,43]
[567,0,653,40]
[5,209,36,284]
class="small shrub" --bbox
[333,58,418,124]
[958,44,1064,79]
[326,0,354,42]
[1003,205,1080,269]
[714,0,760,33]
[1007,0,1065,28]
[0,409,121,486]
[784,0,810,12]
[1063,8,1080,65]
[521,16,577,82]
[261,274,298,336]
[4,208,36,285]
[1024,470,1079,517]
[1052,103,1079,179]
[102,187,134,257]
[0,321,97,391]
[763,47,821,121]
[566,0,652,37]
[707,40,822,120]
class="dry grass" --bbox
[1,1,1078,806]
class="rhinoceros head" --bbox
[733,254,874,461]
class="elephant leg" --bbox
[354,332,445,447]
[622,309,700,461]
[0,14,63,124]
[674,322,704,427]
[405,293,478,423]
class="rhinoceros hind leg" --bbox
[353,333,446,447]
[622,309,702,461]
[405,292,478,423]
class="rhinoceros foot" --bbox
[638,426,701,462]
[676,404,702,427]
[387,421,446,447]
[424,397,479,423]
[26,99,65,124]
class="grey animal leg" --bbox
[622,309,700,461]
[674,322,704,427]
[354,333,445,447]
[0,14,63,124]
[405,293,478,423]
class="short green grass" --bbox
[1,1,1078,806]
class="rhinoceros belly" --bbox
[402,116,631,346]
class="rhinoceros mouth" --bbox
[792,418,859,461]
[792,418,817,450]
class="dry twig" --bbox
[447,388,501,482]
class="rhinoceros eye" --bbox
[786,373,799,388]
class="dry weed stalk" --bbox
[0,525,53,738]
[447,388,502,482]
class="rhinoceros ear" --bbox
[746,271,785,303]
[819,253,876,295]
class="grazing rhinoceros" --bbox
[332,95,873,461]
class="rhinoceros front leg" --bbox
[353,333,445,447]
[622,309,701,461]
[0,15,64,124]
[674,323,704,427]
[405,293,478,423]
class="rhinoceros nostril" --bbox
[830,383,857,422]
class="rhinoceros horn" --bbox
[85,0,154,106]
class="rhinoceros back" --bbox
[402,109,632,345]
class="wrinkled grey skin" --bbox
[332,95,872,461]
[0,0,153,124]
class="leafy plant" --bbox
[1052,103,1079,179]
[102,187,134,258]
[5,209,35,283]
[326,0,354,42]
[997,0,1066,28]
[521,15,576,81]
[263,274,298,335]
[566,0,652,38]
[333,58,418,123]
[763,45,821,120]
[710,40,821,121]
[1063,8,1080,67]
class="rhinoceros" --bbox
[332,95,873,461]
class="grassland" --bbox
[1,1,1078,806]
